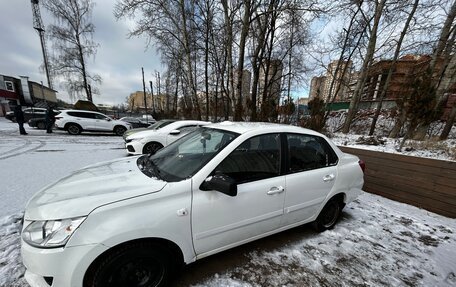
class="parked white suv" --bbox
[21,122,365,287]
[55,110,132,135]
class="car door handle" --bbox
[267,186,284,195]
[323,174,335,182]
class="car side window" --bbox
[80,112,96,119]
[287,134,338,173]
[94,114,108,120]
[178,125,198,134]
[214,133,281,184]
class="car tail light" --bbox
[55,116,63,120]
[358,160,366,173]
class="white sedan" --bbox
[125,120,210,154]
[21,121,364,287]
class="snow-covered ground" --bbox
[0,118,455,287]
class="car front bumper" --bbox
[125,140,144,155]
[21,240,109,287]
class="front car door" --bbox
[282,133,339,226]
[94,113,113,131]
[192,133,285,257]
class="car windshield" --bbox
[147,120,175,130]
[137,127,238,181]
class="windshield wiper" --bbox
[147,156,162,180]
[138,155,162,180]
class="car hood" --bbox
[24,157,167,220]
[113,119,131,127]
[127,129,161,140]
[124,127,148,138]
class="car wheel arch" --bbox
[83,237,185,286]
[113,125,127,136]
[312,193,346,232]
[65,122,83,131]
[142,141,164,154]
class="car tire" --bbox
[143,142,163,155]
[37,121,46,130]
[312,198,343,232]
[114,126,127,136]
[67,124,82,135]
[86,242,174,287]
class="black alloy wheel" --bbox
[67,124,82,135]
[88,243,173,287]
[312,198,342,232]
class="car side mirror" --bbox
[169,130,181,135]
[105,118,111,121]
[200,174,237,197]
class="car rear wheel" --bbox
[143,142,163,155]
[37,121,46,130]
[312,198,343,232]
[114,126,127,136]
[86,242,174,287]
[67,124,82,135]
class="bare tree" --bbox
[342,0,387,134]
[413,0,456,139]
[43,0,101,102]
[368,0,420,136]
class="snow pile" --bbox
[0,213,27,287]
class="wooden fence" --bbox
[339,146,456,218]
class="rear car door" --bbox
[282,133,339,226]
[192,133,285,256]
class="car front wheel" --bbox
[86,242,173,287]
[143,142,163,155]
[67,124,82,135]
[312,198,343,232]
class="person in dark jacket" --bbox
[14,105,27,135]
[45,106,56,133]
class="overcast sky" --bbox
[0,0,163,106]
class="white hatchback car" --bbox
[125,120,210,154]
[21,122,364,287]
[55,110,132,135]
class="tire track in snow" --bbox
[0,137,46,160]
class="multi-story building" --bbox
[234,69,252,108]
[257,59,283,108]
[362,55,456,101]
[309,60,355,102]
[128,91,169,113]
[309,76,326,99]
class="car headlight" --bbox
[22,217,85,248]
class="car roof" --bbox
[205,121,322,136]
[62,109,103,114]
[163,120,210,130]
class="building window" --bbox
[5,81,14,92]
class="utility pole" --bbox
[149,81,155,114]
[142,67,147,119]
[156,71,161,112]
[30,0,52,90]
